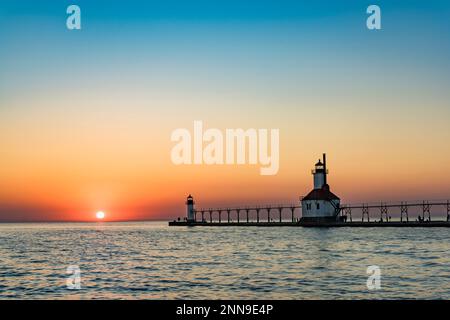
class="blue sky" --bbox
[1,0,449,94]
[1,0,449,134]
[1,0,449,20]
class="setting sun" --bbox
[96,211,105,220]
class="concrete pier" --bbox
[172,156,450,228]
[170,200,450,228]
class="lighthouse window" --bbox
[316,203,320,210]
[306,203,311,210]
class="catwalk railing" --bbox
[340,200,450,222]
[192,200,450,223]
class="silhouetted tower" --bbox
[313,154,328,189]
[186,194,195,222]
[301,154,341,222]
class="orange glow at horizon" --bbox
[1,71,450,222]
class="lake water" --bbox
[0,222,448,299]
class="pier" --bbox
[169,200,450,227]
[170,155,450,228]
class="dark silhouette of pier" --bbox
[194,204,300,224]
[170,156,450,227]
[169,199,450,227]
[341,200,450,223]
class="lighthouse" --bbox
[186,194,196,222]
[300,154,341,222]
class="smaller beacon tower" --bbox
[186,194,196,222]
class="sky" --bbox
[1,0,450,221]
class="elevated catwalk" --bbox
[169,200,450,228]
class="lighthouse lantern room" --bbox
[301,154,341,222]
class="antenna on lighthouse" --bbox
[323,153,327,185]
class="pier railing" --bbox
[194,204,300,223]
[192,200,450,223]
[340,200,450,222]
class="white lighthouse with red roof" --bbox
[301,154,341,222]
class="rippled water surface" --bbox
[0,222,448,299]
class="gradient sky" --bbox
[1,1,450,221]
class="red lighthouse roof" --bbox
[302,184,340,201]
